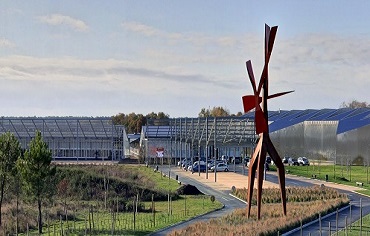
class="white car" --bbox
[207,160,226,169]
[210,163,229,172]
[298,157,310,166]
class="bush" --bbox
[126,201,146,212]
[54,166,174,202]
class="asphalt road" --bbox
[151,163,370,235]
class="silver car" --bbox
[210,163,229,172]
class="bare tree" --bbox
[340,100,369,108]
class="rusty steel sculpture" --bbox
[242,24,293,219]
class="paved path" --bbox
[169,167,279,190]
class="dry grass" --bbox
[169,187,349,236]
[233,185,346,204]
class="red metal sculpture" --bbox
[242,24,293,219]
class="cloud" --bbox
[0,55,239,117]
[121,21,160,37]
[0,38,16,48]
[37,14,89,32]
[121,21,245,48]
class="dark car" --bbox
[282,156,289,164]
[231,156,241,164]
[288,157,299,166]
[192,164,207,172]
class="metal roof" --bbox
[242,108,370,134]
[0,117,124,139]
[143,116,255,146]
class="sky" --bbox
[1,1,370,118]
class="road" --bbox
[151,163,370,235]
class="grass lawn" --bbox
[21,195,223,236]
[335,212,370,235]
[20,165,223,236]
[282,164,370,193]
[125,164,181,192]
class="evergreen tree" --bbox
[0,132,21,226]
[17,131,56,234]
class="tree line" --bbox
[112,107,242,134]
[340,100,370,108]
[0,131,55,234]
[112,112,170,134]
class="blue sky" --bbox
[1,1,370,117]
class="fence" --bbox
[14,194,215,236]
[286,198,370,236]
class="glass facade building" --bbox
[141,108,370,165]
[0,117,129,161]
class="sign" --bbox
[156,147,164,158]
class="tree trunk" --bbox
[0,176,6,226]
[38,198,42,234]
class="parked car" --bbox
[183,161,193,170]
[207,160,226,169]
[192,164,207,172]
[231,156,241,164]
[282,156,289,164]
[193,160,206,166]
[288,157,299,166]
[244,156,250,165]
[210,163,229,172]
[298,157,310,166]
[178,158,190,166]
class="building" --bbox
[243,108,370,165]
[140,117,255,164]
[0,117,129,161]
[140,108,370,165]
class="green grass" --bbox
[133,165,181,192]
[22,195,223,236]
[282,164,370,192]
[19,165,223,236]
[334,212,370,235]
[279,164,370,235]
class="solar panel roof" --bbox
[243,108,370,134]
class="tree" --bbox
[0,132,21,226]
[17,131,56,234]
[198,106,233,117]
[112,112,169,134]
[340,100,369,108]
